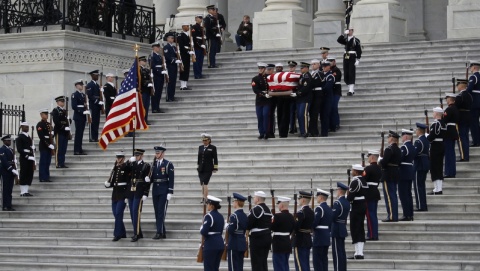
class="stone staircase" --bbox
[1,38,480,270]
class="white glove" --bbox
[147,83,153,87]
[243,31,247,34]
[201,45,206,49]
[124,198,128,204]
[265,94,271,98]
[48,144,55,150]
[104,181,110,187]
[290,93,297,97]
[83,111,90,115]
[145,176,150,183]
[224,222,229,230]
[129,156,136,162]
[50,131,54,135]
[216,33,221,37]
[167,193,172,201]
[175,60,182,64]
[425,133,429,138]
[100,87,104,92]
[184,46,189,49]
[28,156,35,161]
[12,169,18,176]
[378,157,383,164]
[203,36,207,39]
[189,51,195,55]
[64,127,70,131]
[344,30,349,35]
[14,159,17,164]
[355,60,359,66]
[31,145,36,151]
[161,70,168,75]
[142,195,148,202]
[98,101,104,105]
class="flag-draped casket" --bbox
[266,72,301,96]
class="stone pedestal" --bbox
[153,0,179,27]
[173,0,209,31]
[351,0,408,43]
[404,0,426,41]
[447,0,480,39]
[313,0,345,47]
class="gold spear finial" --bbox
[133,44,140,57]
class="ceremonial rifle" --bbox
[174,31,185,73]
[12,131,20,185]
[31,126,36,171]
[361,140,365,167]
[310,178,314,209]
[115,69,119,95]
[452,74,456,94]
[65,97,72,140]
[439,89,444,109]
[99,66,105,115]
[159,42,170,84]
[347,169,351,186]
[344,0,353,31]
[83,76,93,125]
[466,52,469,80]
[221,184,231,261]
[424,109,430,134]
[196,198,207,263]
[48,99,55,156]
[270,180,275,215]
[293,187,298,219]
[329,177,333,207]
[380,127,385,157]
[216,11,223,45]
[244,189,252,258]
[189,25,196,63]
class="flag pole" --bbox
[132,116,136,156]
[133,43,140,156]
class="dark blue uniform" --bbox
[443,104,459,177]
[331,195,350,271]
[86,80,101,141]
[51,106,70,167]
[128,159,151,238]
[337,34,362,86]
[201,208,225,271]
[247,202,272,271]
[271,209,295,271]
[293,205,314,271]
[467,72,480,146]
[36,119,53,181]
[164,43,178,102]
[427,119,445,185]
[252,73,271,138]
[150,158,174,237]
[308,69,323,137]
[296,71,313,137]
[71,90,87,154]
[312,201,333,271]
[191,22,205,79]
[347,176,367,245]
[197,144,218,185]
[150,52,165,112]
[320,70,335,137]
[330,65,342,131]
[455,89,473,160]
[16,132,34,187]
[204,14,220,68]
[379,142,401,221]
[364,162,382,240]
[413,134,430,211]
[139,64,153,123]
[226,208,248,271]
[0,143,16,209]
[103,82,116,116]
[399,141,415,219]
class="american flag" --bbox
[98,58,148,150]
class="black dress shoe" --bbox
[146,122,152,125]
[366,236,379,241]
[158,110,165,113]
[263,135,268,140]
[184,87,191,90]
[25,193,33,197]
[163,234,166,239]
[152,234,162,240]
[347,92,353,96]
[131,235,139,242]
[112,236,122,242]
[399,216,413,221]
[415,208,428,212]
[40,180,51,182]
[443,175,455,178]
[258,135,264,139]
[427,191,442,195]
[2,207,15,211]
[347,256,355,260]
[355,255,364,260]
[381,219,398,222]
[470,144,480,147]
[89,140,99,142]
[20,193,27,197]
[74,152,82,155]
[56,165,69,168]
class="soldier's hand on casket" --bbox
[65,127,71,131]
[355,60,359,66]
[201,45,206,49]
[167,193,172,201]
[265,94,271,98]
[175,60,182,64]
[142,195,148,202]
[100,87,104,92]
[290,93,297,97]
[12,169,18,176]
[98,101,104,106]
[216,33,221,37]
[48,144,55,150]
[129,156,136,162]
[104,181,110,188]
[83,111,90,115]
[145,176,151,183]
[28,156,35,161]
[147,83,153,87]
[162,71,168,75]
[189,51,195,55]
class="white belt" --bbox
[367,182,378,186]
[315,225,329,229]
[23,149,30,152]
[110,97,115,100]
[434,138,443,142]
[272,232,290,236]
[314,87,322,90]
[208,232,221,235]
[346,51,357,54]
[472,90,480,94]
[77,105,84,107]
[354,196,365,200]
[447,123,456,126]
[251,228,268,233]
[401,162,413,166]
[155,65,162,68]
[114,182,127,186]
[335,82,341,85]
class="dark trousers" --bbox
[458,123,469,160]
[151,75,165,112]
[269,98,277,136]
[414,170,428,211]
[332,237,346,271]
[343,55,356,85]
[276,97,291,137]
[365,200,379,239]
[383,180,398,221]
[256,105,270,137]
[350,201,366,244]
[128,197,142,236]
[208,38,219,67]
[228,249,245,271]
[330,94,341,130]
[309,92,322,136]
[294,247,310,271]
[166,64,177,101]
[444,138,456,177]
[179,53,190,81]
[235,34,252,50]
[430,144,444,181]
[1,174,14,208]
[398,178,414,217]
[55,134,68,167]
[73,118,85,153]
[141,92,150,122]
[289,101,297,132]
[90,106,100,141]
[38,150,51,181]
[297,102,310,136]
[131,197,144,236]
[193,49,204,78]
[272,252,289,271]
[471,108,480,145]
[152,193,168,235]
[250,234,271,271]
[111,199,126,238]
[203,249,223,271]
[320,94,332,136]
[312,246,328,271]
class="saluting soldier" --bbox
[177,23,193,90]
[443,93,460,178]
[204,5,220,68]
[226,193,248,271]
[1,135,19,211]
[102,73,117,116]
[127,149,151,242]
[347,164,367,259]
[104,151,132,241]
[364,150,382,240]
[200,195,225,271]
[329,56,342,132]
[36,109,55,182]
[192,15,207,79]
[312,189,333,271]
[85,70,102,142]
[398,129,415,221]
[271,196,295,271]
[467,61,480,147]
[413,123,430,211]
[308,59,323,137]
[51,96,70,168]
[150,145,174,239]
[247,191,272,271]
[164,33,181,102]
[16,122,35,197]
[71,79,89,155]
[337,28,362,96]
[294,62,313,138]
[455,79,473,161]
[139,56,153,125]
[252,63,271,140]
[320,61,335,137]
[332,182,350,271]
[292,191,314,271]
[288,61,298,134]
[427,108,446,195]
[150,41,167,113]
[197,133,218,201]
[379,130,401,222]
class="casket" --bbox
[267,72,301,96]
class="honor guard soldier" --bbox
[288,61,298,134]
[467,61,480,147]
[320,61,335,137]
[294,62,313,138]
[252,63,271,140]
[85,70,102,142]
[319,47,330,64]
[177,23,193,90]
[138,56,153,125]
[150,145,174,239]
[200,195,225,271]
[427,107,446,195]
[292,191,314,271]
[226,193,248,271]
[266,64,276,138]
[71,79,89,155]
[164,33,181,102]
[275,64,292,138]
[214,7,226,53]
[247,191,272,271]
[337,28,362,96]
[379,130,401,222]
[308,59,323,137]
[347,164,367,259]
[36,109,55,182]
[52,96,70,168]
[127,149,151,242]
[271,196,295,271]
[455,79,473,161]
[16,122,35,197]
[363,150,382,240]
[312,189,333,271]
[102,73,117,116]
[192,15,207,79]
[413,123,430,211]
[332,182,350,271]
[1,135,18,211]
[399,129,415,221]
[204,5,220,68]
[150,41,167,113]
[328,56,342,132]
[443,93,460,178]
[104,151,132,241]
[197,133,218,201]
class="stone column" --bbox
[351,0,408,43]
[447,0,480,39]
[403,0,426,41]
[313,0,345,47]
[153,0,179,27]
[173,0,209,30]
[253,0,313,49]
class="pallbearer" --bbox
[413,123,430,211]
[292,191,314,271]
[251,62,271,140]
[331,182,350,271]
[247,191,272,271]
[288,61,298,134]
[379,130,401,222]
[329,56,342,132]
[200,195,225,271]
[16,122,35,197]
[271,196,295,271]
[364,150,382,240]
[312,189,333,271]
[36,109,55,182]
[52,96,70,168]
[295,62,313,138]
[226,193,248,271]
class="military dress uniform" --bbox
[455,82,473,161]
[467,67,480,146]
[128,150,151,241]
[36,112,54,182]
[332,183,350,271]
[226,193,248,271]
[337,32,362,95]
[399,130,415,221]
[204,6,220,68]
[363,152,382,240]
[247,196,272,271]
[85,71,102,142]
[346,167,367,258]
[379,131,401,222]
[51,96,70,168]
[312,191,333,271]
[16,128,35,196]
[308,65,323,137]
[292,192,314,271]
[320,64,335,137]
[197,142,218,185]
[252,64,271,139]
[163,36,178,102]
[1,135,17,210]
[271,197,295,271]
[139,57,153,123]
[413,123,430,211]
[443,98,460,178]
[177,29,192,89]
[150,44,166,113]
[71,82,88,154]
[191,17,206,79]
[103,81,117,116]
[296,63,313,137]
[329,59,342,132]
[427,111,445,195]
[201,195,225,271]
